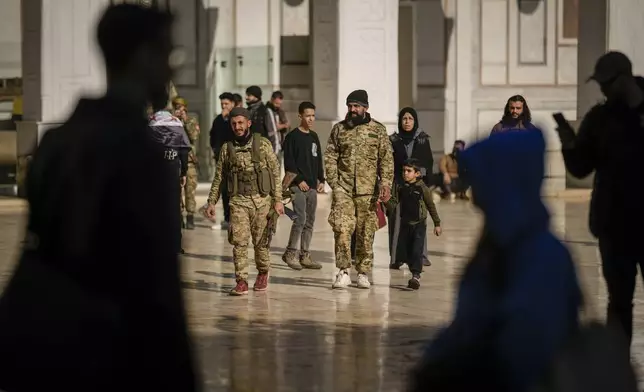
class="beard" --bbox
[234,129,252,144]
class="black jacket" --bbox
[562,78,644,239]
[248,101,269,139]
[390,129,433,185]
[0,96,199,392]
[209,113,232,159]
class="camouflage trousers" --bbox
[328,191,378,273]
[180,163,198,214]
[228,200,272,281]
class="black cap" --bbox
[588,51,633,84]
[229,107,250,119]
[346,89,369,107]
[246,85,262,99]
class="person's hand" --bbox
[317,182,326,193]
[205,203,217,220]
[443,174,451,185]
[379,185,391,202]
[434,226,442,236]
[180,176,187,187]
[298,181,310,191]
[274,202,285,215]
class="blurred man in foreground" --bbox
[0,4,199,391]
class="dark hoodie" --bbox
[562,76,644,240]
[389,107,433,185]
[413,130,581,392]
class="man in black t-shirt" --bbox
[281,102,325,270]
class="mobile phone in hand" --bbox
[552,112,569,129]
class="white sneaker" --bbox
[332,269,352,289]
[356,273,371,289]
[210,223,221,230]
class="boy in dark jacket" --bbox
[386,158,441,289]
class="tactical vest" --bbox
[226,135,275,197]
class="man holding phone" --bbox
[554,51,644,351]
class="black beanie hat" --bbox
[346,89,369,107]
[246,85,262,99]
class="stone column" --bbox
[311,0,399,138]
[17,0,109,194]
[572,0,644,188]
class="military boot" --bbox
[186,214,195,230]
[299,251,322,270]
[282,248,303,270]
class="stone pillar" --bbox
[572,0,644,188]
[311,0,399,137]
[18,0,108,172]
[17,0,108,195]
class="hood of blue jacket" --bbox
[459,129,550,246]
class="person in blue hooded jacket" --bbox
[408,129,581,392]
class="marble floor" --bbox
[0,192,642,391]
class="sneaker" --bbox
[300,251,322,269]
[449,193,457,203]
[253,272,269,291]
[422,258,432,267]
[332,269,351,289]
[356,273,371,289]
[408,275,420,290]
[230,280,249,296]
[220,221,230,230]
[282,249,303,270]
[389,262,403,270]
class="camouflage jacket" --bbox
[183,116,200,164]
[207,134,282,208]
[324,116,394,196]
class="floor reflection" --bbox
[0,194,642,391]
[197,315,439,391]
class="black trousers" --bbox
[395,222,427,275]
[167,159,183,252]
[599,236,643,348]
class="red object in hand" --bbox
[376,202,387,230]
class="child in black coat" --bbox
[387,158,442,289]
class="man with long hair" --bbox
[490,95,536,134]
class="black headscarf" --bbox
[398,107,419,144]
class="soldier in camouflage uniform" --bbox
[173,97,200,229]
[324,89,394,289]
[205,107,284,296]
